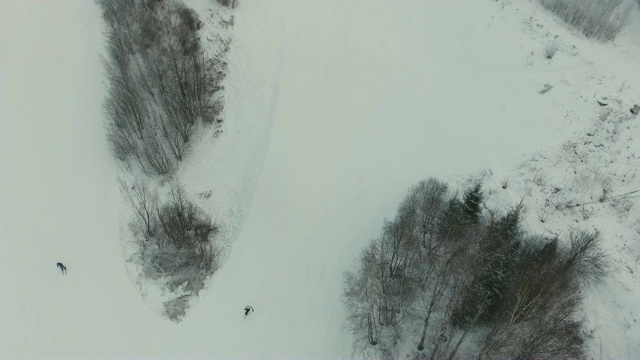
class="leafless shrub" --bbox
[599,176,613,202]
[533,170,548,187]
[157,182,218,273]
[562,230,608,285]
[501,177,510,189]
[544,41,559,59]
[537,208,549,223]
[612,198,633,213]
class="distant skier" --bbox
[244,305,254,317]
[56,262,67,275]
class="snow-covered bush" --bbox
[538,0,632,42]
[344,179,608,359]
[121,179,221,319]
[157,183,219,270]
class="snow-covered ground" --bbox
[1,0,639,358]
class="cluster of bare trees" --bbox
[121,179,221,300]
[538,0,632,42]
[99,0,227,175]
[344,178,608,359]
[98,0,233,321]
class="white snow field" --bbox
[1,0,640,358]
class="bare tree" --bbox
[120,178,158,241]
[344,239,386,346]
[415,237,468,351]
[406,179,448,249]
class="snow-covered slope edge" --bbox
[344,0,640,357]
[444,1,640,357]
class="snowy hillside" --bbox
[1,0,639,358]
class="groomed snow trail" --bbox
[0,1,168,357]
[3,0,635,358]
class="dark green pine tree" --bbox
[462,183,483,224]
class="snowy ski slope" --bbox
[1,0,639,358]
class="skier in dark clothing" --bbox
[56,262,67,275]
[244,305,254,317]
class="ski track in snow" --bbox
[1,0,639,358]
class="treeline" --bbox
[538,0,632,42]
[344,178,607,359]
[99,0,227,175]
[98,0,232,321]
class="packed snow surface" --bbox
[1,0,639,358]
